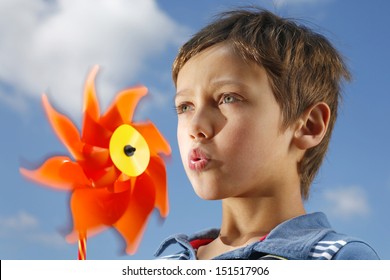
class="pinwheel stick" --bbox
[78,233,87,260]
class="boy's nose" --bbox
[190,129,208,140]
[189,108,214,141]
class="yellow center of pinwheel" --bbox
[109,124,150,177]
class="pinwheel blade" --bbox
[100,86,147,131]
[20,156,90,190]
[71,188,130,232]
[42,95,83,160]
[133,121,171,156]
[82,65,100,125]
[146,156,169,217]
[114,173,156,254]
[82,112,112,148]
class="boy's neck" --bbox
[196,193,306,260]
[219,193,306,246]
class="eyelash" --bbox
[174,93,242,114]
[219,93,240,105]
[174,103,193,114]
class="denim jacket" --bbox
[155,212,379,260]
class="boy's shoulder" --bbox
[256,212,379,260]
[155,212,379,260]
[313,231,379,260]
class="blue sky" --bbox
[0,0,389,260]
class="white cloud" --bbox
[0,211,66,248]
[323,186,370,220]
[0,0,185,119]
[0,211,38,231]
[27,231,65,248]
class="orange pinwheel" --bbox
[20,66,171,258]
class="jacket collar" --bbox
[155,212,334,260]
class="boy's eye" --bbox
[175,103,194,114]
[220,94,240,105]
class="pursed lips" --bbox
[188,147,210,171]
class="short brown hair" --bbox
[172,8,351,199]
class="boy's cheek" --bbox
[176,133,189,163]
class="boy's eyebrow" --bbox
[175,89,189,96]
[174,89,193,106]
[174,89,190,103]
[209,79,250,91]
[175,80,249,99]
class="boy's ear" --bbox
[293,102,331,150]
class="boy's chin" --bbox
[193,186,228,201]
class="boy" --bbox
[155,8,379,260]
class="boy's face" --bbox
[175,43,298,200]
